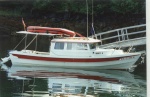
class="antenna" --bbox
[86,0,88,37]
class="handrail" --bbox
[127,30,145,35]
[92,24,146,45]
[96,24,146,35]
[100,30,146,41]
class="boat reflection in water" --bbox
[6,65,146,97]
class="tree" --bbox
[110,0,144,14]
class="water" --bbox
[0,36,146,97]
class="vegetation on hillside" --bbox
[0,0,145,17]
[0,0,146,36]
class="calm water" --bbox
[0,36,146,97]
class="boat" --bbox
[8,26,141,70]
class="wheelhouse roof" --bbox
[51,37,101,43]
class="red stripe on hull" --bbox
[12,54,135,62]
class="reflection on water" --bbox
[0,65,146,97]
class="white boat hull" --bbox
[9,51,140,70]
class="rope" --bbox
[13,33,38,51]
[35,34,38,51]
[13,35,27,50]
[25,34,28,50]
[24,35,37,50]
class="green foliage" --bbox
[32,0,88,14]
[110,0,144,14]
[0,10,22,17]
[33,0,56,13]
[66,0,87,14]
[94,0,111,14]
[0,0,146,17]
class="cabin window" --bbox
[54,42,64,50]
[67,43,72,50]
[76,43,88,50]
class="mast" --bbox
[86,0,88,37]
[91,0,94,38]
[91,0,97,39]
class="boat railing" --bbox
[91,24,146,45]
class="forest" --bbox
[0,0,146,36]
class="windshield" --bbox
[89,43,100,49]
[89,43,96,49]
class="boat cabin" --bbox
[49,37,123,57]
[51,37,101,49]
[50,37,101,57]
